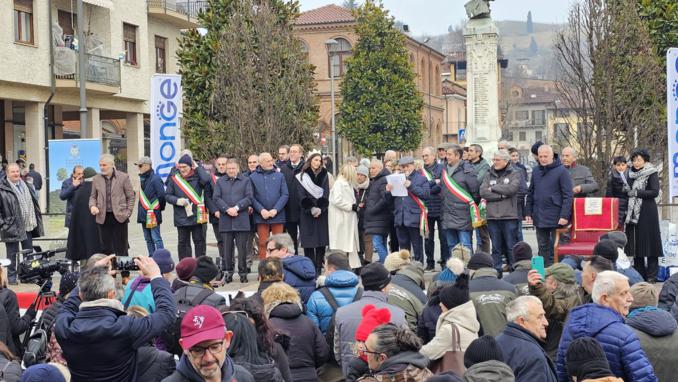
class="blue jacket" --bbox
[423,162,443,217]
[306,270,360,334]
[556,304,657,382]
[60,177,80,228]
[282,255,316,304]
[213,173,253,232]
[137,170,167,225]
[526,160,573,229]
[55,278,176,382]
[496,322,557,382]
[121,276,156,313]
[393,170,430,228]
[249,167,289,225]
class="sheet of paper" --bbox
[184,203,194,217]
[387,173,408,197]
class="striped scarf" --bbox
[11,179,37,232]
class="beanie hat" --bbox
[593,240,619,263]
[467,252,494,271]
[463,335,504,368]
[357,165,369,177]
[360,262,391,291]
[151,248,175,274]
[176,257,197,281]
[600,231,627,249]
[512,241,533,263]
[531,141,544,155]
[59,271,79,298]
[384,250,411,273]
[566,337,613,381]
[178,154,193,167]
[446,257,465,277]
[545,263,576,284]
[360,158,371,168]
[21,364,67,382]
[193,256,219,283]
[450,244,472,266]
[630,282,658,309]
[355,304,392,341]
[439,274,470,310]
[83,167,97,179]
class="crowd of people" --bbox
[0,138,670,381]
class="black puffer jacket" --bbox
[0,178,43,242]
[137,345,176,382]
[364,168,394,235]
[268,302,329,382]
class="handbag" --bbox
[428,322,466,376]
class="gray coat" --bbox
[441,161,479,231]
[213,173,253,232]
[566,163,599,197]
[479,165,520,220]
[470,158,490,183]
[334,291,406,376]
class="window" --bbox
[554,123,569,141]
[556,109,569,118]
[531,110,546,125]
[123,23,138,66]
[535,130,543,141]
[155,36,167,73]
[328,38,351,77]
[507,132,514,141]
[14,0,34,44]
[519,131,526,141]
[515,111,529,120]
[58,10,77,37]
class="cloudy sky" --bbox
[298,0,575,35]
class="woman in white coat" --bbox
[328,164,361,269]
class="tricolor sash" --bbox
[409,191,429,237]
[139,189,159,229]
[172,174,208,224]
[420,168,433,181]
[441,169,486,228]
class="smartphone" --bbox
[531,256,545,279]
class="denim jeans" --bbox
[372,234,389,263]
[516,220,524,242]
[487,220,519,273]
[396,226,423,263]
[425,216,449,267]
[142,225,164,256]
[445,229,472,254]
[536,228,556,266]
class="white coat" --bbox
[419,300,480,360]
[328,176,361,268]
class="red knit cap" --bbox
[355,304,392,341]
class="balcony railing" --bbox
[56,54,121,88]
[148,0,209,20]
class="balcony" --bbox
[55,54,121,95]
[147,0,208,28]
[508,119,546,129]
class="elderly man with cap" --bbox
[166,154,212,259]
[163,305,254,382]
[334,262,407,376]
[467,252,517,336]
[528,263,583,358]
[561,147,598,198]
[136,156,166,256]
[355,164,372,264]
[386,156,430,264]
[421,146,447,271]
[89,154,134,257]
[626,282,678,382]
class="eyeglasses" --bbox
[266,246,278,253]
[355,342,381,358]
[188,341,224,358]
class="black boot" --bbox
[223,273,233,284]
[240,275,248,284]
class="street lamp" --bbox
[325,38,339,171]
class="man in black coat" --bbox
[204,156,229,263]
[60,165,84,228]
[364,160,393,263]
[66,167,102,262]
[27,163,42,195]
[422,147,446,270]
[279,144,305,253]
[55,256,176,382]
[525,145,573,265]
[136,156,167,256]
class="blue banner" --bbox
[48,139,101,213]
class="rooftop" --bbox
[296,4,355,25]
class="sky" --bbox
[298,0,575,36]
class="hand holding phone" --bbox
[531,256,545,279]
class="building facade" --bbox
[293,4,446,159]
[1,0,198,210]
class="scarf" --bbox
[10,179,37,232]
[356,178,370,190]
[625,163,657,224]
[295,171,324,199]
[627,305,659,319]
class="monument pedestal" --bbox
[464,17,500,155]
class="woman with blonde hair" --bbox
[328,164,362,269]
[263,282,329,382]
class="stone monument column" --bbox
[463,0,500,154]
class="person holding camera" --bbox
[0,163,43,285]
[55,255,176,382]
[0,260,36,357]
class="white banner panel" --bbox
[150,74,182,182]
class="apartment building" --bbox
[1,0,202,209]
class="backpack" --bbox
[162,287,214,356]
[319,286,362,360]
[22,328,47,367]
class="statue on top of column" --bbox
[465,0,494,19]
